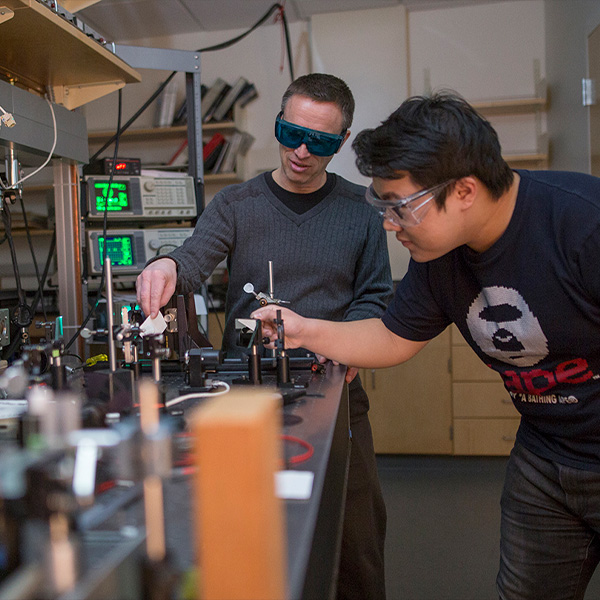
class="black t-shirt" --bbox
[264,171,336,214]
[383,169,600,470]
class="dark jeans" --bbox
[336,378,387,600]
[498,442,600,600]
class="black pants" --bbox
[336,377,387,600]
[498,443,600,600]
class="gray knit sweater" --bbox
[166,172,392,356]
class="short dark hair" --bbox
[352,91,514,204]
[281,73,355,132]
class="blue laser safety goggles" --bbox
[274,112,346,157]
[365,180,453,227]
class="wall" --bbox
[409,1,545,163]
[544,0,600,172]
[82,19,312,180]
[310,6,409,279]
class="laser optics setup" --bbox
[0,256,350,599]
[0,3,350,597]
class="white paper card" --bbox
[140,312,167,336]
[275,470,314,500]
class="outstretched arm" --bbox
[136,258,178,318]
[251,306,428,369]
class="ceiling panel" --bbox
[76,0,512,43]
[291,0,401,20]
[79,0,205,40]
[179,0,301,32]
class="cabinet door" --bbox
[453,418,520,456]
[207,311,225,349]
[364,328,452,454]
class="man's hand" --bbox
[316,353,359,383]
[136,258,178,318]
[250,305,308,350]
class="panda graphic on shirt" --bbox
[466,286,549,367]
[464,286,590,404]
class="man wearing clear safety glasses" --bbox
[137,73,392,600]
[252,92,600,600]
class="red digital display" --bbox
[115,162,127,171]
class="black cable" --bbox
[197,3,283,53]
[90,3,291,163]
[1,204,23,305]
[1,203,32,328]
[280,6,295,82]
[89,71,177,162]
[29,229,56,318]
[65,89,123,351]
[18,195,47,321]
[1,229,56,362]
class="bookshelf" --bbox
[87,119,247,184]
[471,77,550,169]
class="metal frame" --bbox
[112,44,205,210]
[0,47,204,344]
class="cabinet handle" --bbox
[502,435,516,442]
[371,369,376,390]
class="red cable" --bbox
[281,433,314,465]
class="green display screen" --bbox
[94,181,129,211]
[98,235,135,267]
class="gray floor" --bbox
[376,454,600,600]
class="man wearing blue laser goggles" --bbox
[137,73,392,600]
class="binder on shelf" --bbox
[235,82,258,109]
[211,140,230,174]
[156,80,178,127]
[173,83,207,126]
[211,76,248,122]
[204,133,226,171]
[220,131,254,174]
[167,138,189,167]
[203,83,231,123]
[201,78,228,121]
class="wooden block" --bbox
[190,389,286,600]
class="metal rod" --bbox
[105,257,117,372]
[4,147,18,188]
[268,260,274,299]
[152,357,161,384]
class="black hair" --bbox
[281,73,355,132]
[352,91,514,204]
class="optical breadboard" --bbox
[84,175,197,220]
[87,228,194,275]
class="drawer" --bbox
[452,346,502,382]
[453,418,520,456]
[453,382,518,418]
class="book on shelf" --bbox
[235,82,258,109]
[172,83,208,126]
[220,131,255,174]
[156,79,178,127]
[211,76,249,122]
[201,78,228,121]
[203,81,231,123]
[203,133,226,171]
[211,140,230,174]
[167,138,189,167]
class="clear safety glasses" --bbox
[366,181,453,227]
[274,112,346,157]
